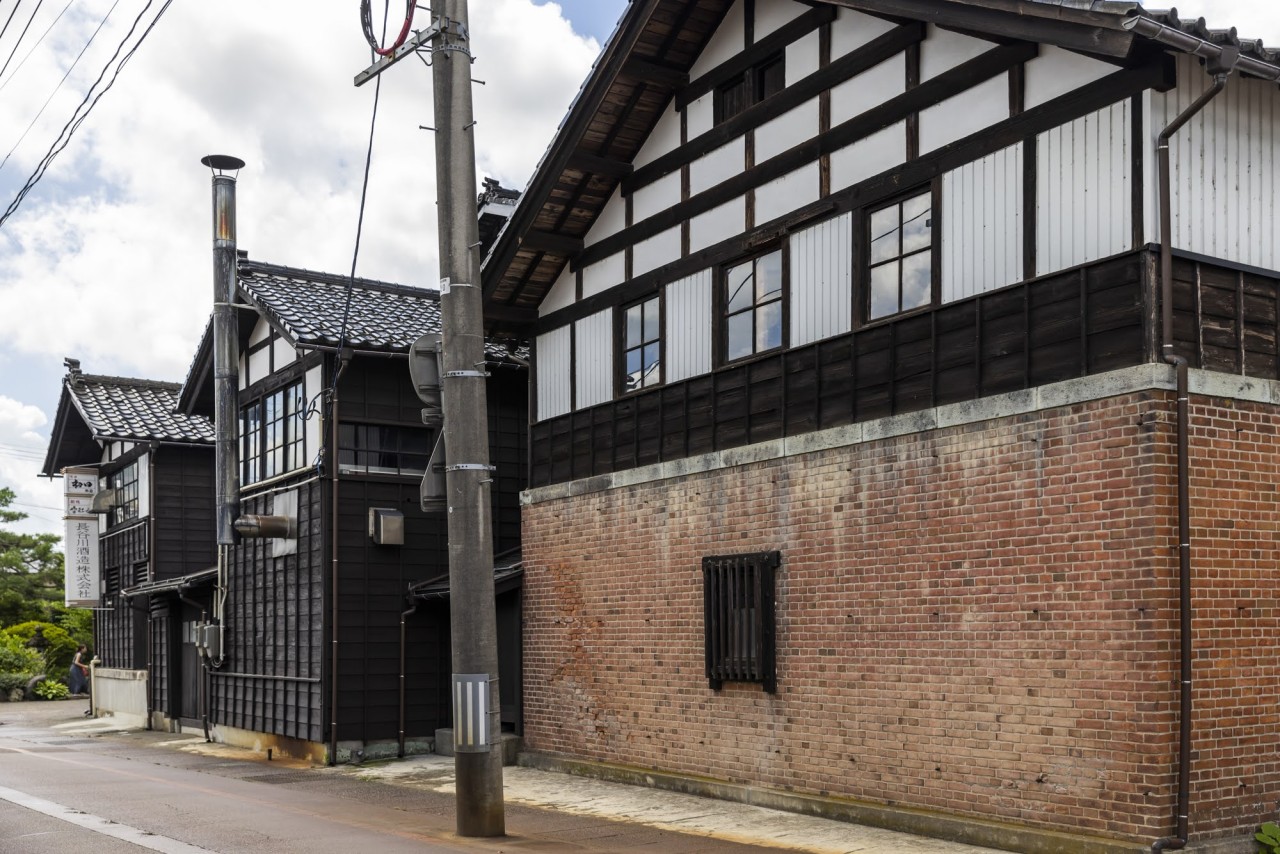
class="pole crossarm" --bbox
[354,21,443,87]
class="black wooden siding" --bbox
[531,252,1280,488]
[97,521,148,669]
[152,446,216,579]
[149,598,171,717]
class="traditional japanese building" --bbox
[481,1,1280,850]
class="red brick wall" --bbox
[520,389,1280,843]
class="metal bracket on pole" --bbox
[446,464,495,472]
[354,21,444,87]
[444,370,490,378]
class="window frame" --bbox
[860,182,941,325]
[717,244,789,367]
[702,550,779,693]
[107,461,139,529]
[337,421,433,479]
[617,293,664,396]
[713,51,786,126]
[240,379,307,486]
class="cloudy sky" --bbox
[0,0,1276,539]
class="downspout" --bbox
[398,599,420,758]
[1149,51,1237,854]
[178,593,210,743]
[145,445,158,730]
[327,350,352,766]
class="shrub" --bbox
[0,672,30,694]
[1258,822,1280,854]
[32,679,69,700]
[2,621,77,677]
[0,632,43,675]
[53,607,93,648]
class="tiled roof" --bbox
[67,373,215,443]
[239,259,522,361]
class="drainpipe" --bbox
[398,600,421,758]
[1149,50,1238,854]
[328,350,352,766]
[145,445,158,730]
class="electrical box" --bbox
[420,439,447,514]
[199,623,222,660]
[368,507,405,546]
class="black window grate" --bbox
[702,551,778,693]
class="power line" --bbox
[0,0,44,82]
[0,2,25,54]
[0,0,78,98]
[0,0,121,172]
[0,0,173,230]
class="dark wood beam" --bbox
[482,302,538,328]
[623,58,689,90]
[567,151,634,178]
[521,230,585,255]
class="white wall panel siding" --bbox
[756,163,820,225]
[574,311,614,410]
[633,104,682,169]
[690,0,743,78]
[249,316,271,346]
[536,326,572,421]
[942,145,1024,302]
[1037,100,1132,276]
[633,227,682,277]
[248,346,271,386]
[757,99,819,162]
[687,93,714,139]
[690,197,746,254]
[586,186,627,246]
[1151,56,1280,271]
[633,171,682,223]
[690,139,746,195]
[305,365,323,463]
[791,213,853,346]
[921,26,991,81]
[541,265,576,315]
[786,31,821,83]
[756,0,804,39]
[830,122,906,192]
[1025,46,1114,110]
[582,253,626,299]
[831,55,905,126]
[830,9,897,59]
[920,74,1009,154]
[272,337,295,371]
[666,269,714,383]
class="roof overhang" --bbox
[41,383,99,477]
[122,567,218,598]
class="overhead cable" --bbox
[0,0,44,82]
[0,0,74,96]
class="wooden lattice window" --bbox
[702,551,779,692]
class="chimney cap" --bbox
[200,154,245,173]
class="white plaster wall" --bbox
[1037,100,1131,276]
[690,138,746,195]
[755,163,820,225]
[247,347,270,386]
[541,265,576,316]
[687,93,714,139]
[249,316,271,346]
[756,99,819,162]
[786,31,820,84]
[574,310,614,410]
[1025,46,1115,110]
[756,0,805,39]
[633,227,682,277]
[666,269,714,383]
[536,326,572,421]
[633,103,683,169]
[690,196,747,254]
[830,9,897,59]
[582,254,626,299]
[830,55,905,126]
[690,0,744,79]
[791,212,853,346]
[237,353,247,390]
[830,122,906,192]
[1147,55,1280,271]
[920,73,1009,154]
[305,364,323,466]
[137,452,150,520]
[272,337,295,371]
[920,26,992,81]
[633,171,682,223]
[942,145,1023,302]
[585,185,627,247]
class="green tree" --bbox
[0,487,66,628]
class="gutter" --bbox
[397,600,420,759]
[1141,35,1240,854]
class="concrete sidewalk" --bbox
[11,700,1005,853]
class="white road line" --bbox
[0,785,210,853]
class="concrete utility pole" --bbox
[429,0,505,837]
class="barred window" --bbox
[108,461,139,528]
[702,551,779,692]
[241,380,306,485]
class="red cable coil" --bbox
[361,0,415,57]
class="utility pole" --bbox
[355,0,504,837]
[431,0,505,837]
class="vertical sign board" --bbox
[63,467,100,608]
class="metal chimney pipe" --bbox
[202,154,246,546]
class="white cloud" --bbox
[0,395,63,538]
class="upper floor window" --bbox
[108,461,139,528]
[714,53,784,125]
[724,248,784,363]
[867,189,934,321]
[338,423,430,478]
[242,380,306,485]
[623,296,661,393]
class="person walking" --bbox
[69,645,92,715]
